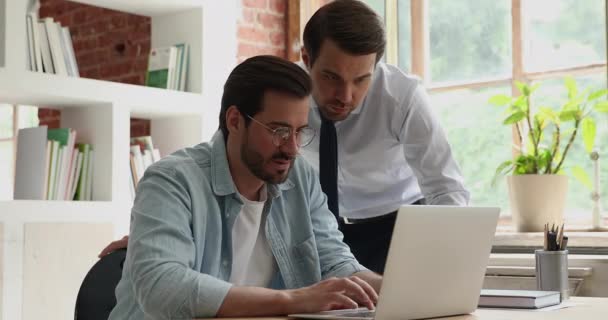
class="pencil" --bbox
[558,223,565,250]
[543,223,548,251]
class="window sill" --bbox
[492,216,608,254]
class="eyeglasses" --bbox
[245,114,316,147]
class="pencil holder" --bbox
[535,249,569,301]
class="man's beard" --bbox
[241,137,295,184]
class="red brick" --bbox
[269,30,285,47]
[108,15,127,29]
[116,74,143,85]
[37,108,60,118]
[241,8,257,24]
[75,51,97,66]
[238,26,269,43]
[73,9,87,24]
[134,59,149,73]
[54,14,72,26]
[79,67,100,79]
[268,0,286,14]
[72,37,98,52]
[100,61,133,78]
[242,0,268,9]
[130,119,151,137]
[258,12,284,30]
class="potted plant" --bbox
[489,77,608,232]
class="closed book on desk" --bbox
[479,289,560,309]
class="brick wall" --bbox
[37,0,289,134]
[238,0,287,62]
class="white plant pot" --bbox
[507,174,568,232]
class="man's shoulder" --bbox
[288,156,318,184]
[148,142,213,176]
[367,62,423,109]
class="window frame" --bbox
[397,0,607,230]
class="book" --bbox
[26,14,36,71]
[14,126,48,200]
[478,289,560,309]
[145,46,177,89]
[48,128,76,200]
[75,143,90,201]
[38,21,54,73]
[27,12,44,73]
[60,26,79,77]
[42,17,68,76]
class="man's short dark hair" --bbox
[219,55,312,138]
[303,0,386,66]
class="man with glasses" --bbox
[298,0,470,274]
[109,55,381,320]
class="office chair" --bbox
[74,248,126,320]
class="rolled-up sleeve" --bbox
[305,165,368,278]
[126,166,232,319]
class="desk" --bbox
[199,297,608,320]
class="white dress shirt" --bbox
[300,62,470,219]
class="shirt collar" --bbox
[210,131,294,197]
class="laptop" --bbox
[289,205,500,320]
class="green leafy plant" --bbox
[489,77,608,186]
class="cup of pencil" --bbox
[535,223,569,301]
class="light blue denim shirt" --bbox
[109,131,366,320]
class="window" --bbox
[0,104,39,200]
[363,0,607,225]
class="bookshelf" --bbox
[0,0,238,319]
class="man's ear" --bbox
[225,105,242,134]
[301,47,311,69]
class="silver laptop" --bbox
[289,205,500,320]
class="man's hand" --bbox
[217,275,378,317]
[98,235,129,258]
[285,276,378,313]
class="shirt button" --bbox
[222,260,228,266]
[225,213,229,218]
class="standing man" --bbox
[108,56,380,320]
[99,0,469,276]
[298,0,470,274]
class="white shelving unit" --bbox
[0,0,237,319]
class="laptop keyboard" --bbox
[320,308,376,318]
[335,311,376,318]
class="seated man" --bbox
[108,55,381,320]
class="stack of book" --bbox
[145,44,189,91]
[478,289,561,309]
[14,126,94,200]
[129,136,161,199]
[26,11,79,77]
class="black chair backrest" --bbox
[74,248,127,320]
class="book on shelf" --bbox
[13,126,93,201]
[145,43,189,91]
[14,126,49,200]
[75,143,93,201]
[26,11,78,76]
[129,136,161,198]
[478,289,561,309]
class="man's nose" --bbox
[336,83,353,104]
[280,133,299,156]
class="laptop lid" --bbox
[375,205,499,320]
[289,205,499,320]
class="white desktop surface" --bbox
[198,297,608,320]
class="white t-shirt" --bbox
[229,186,277,286]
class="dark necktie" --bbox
[319,114,339,219]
